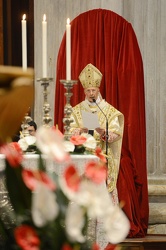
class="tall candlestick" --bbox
[42,14,47,78]
[66,18,71,80]
[21,14,27,71]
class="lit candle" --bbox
[66,18,71,80]
[21,14,27,70]
[42,14,47,78]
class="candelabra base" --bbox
[21,113,32,137]
[37,77,53,127]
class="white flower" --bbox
[60,175,111,219]
[73,180,111,218]
[65,202,86,243]
[76,180,130,244]
[18,135,36,151]
[36,126,70,162]
[102,205,130,244]
[81,133,97,149]
[32,182,59,227]
[64,140,75,152]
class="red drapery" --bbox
[54,9,149,237]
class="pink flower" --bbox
[85,161,107,184]
[0,142,23,167]
[14,225,40,250]
[22,169,56,191]
[63,165,81,192]
[70,135,87,145]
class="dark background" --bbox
[0,0,34,67]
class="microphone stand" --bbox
[93,99,108,167]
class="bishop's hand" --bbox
[95,127,105,136]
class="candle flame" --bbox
[43,14,46,22]
[22,14,26,20]
[67,18,70,25]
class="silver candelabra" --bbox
[60,79,77,140]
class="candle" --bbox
[21,14,27,70]
[66,18,71,80]
[42,14,47,78]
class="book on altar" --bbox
[81,110,100,130]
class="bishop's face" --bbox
[84,87,99,102]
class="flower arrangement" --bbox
[18,135,37,153]
[64,133,97,154]
[0,126,130,250]
[17,127,97,156]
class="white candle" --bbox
[21,14,27,70]
[42,14,47,78]
[66,18,71,80]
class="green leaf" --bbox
[5,160,32,216]
[37,152,46,171]
[0,218,8,239]
[0,217,18,249]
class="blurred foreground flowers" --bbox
[0,127,130,250]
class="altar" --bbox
[0,154,99,172]
[0,153,109,250]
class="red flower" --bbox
[14,225,40,250]
[22,169,56,191]
[70,135,87,145]
[85,161,107,184]
[92,243,100,250]
[0,142,23,167]
[63,165,81,191]
[105,244,118,250]
[95,147,107,163]
[61,243,73,250]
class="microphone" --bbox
[93,99,109,163]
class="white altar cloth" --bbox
[0,154,98,173]
[0,154,108,249]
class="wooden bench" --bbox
[106,235,166,250]
[118,234,166,250]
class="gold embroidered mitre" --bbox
[79,63,102,88]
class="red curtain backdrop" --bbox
[54,9,149,238]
